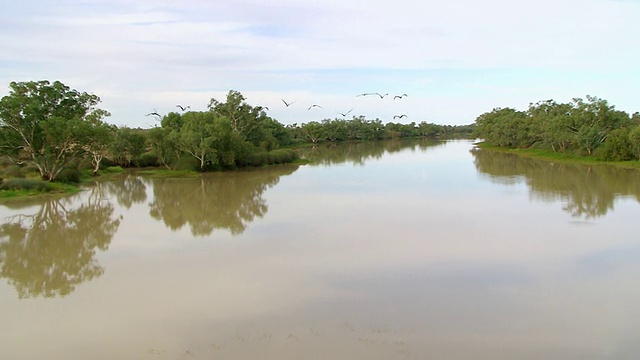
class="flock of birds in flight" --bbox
[276,92,409,120]
[146,93,409,122]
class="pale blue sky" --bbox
[1,0,638,127]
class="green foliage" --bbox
[0,178,55,192]
[267,149,298,164]
[474,95,636,161]
[137,152,159,167]
[629,125,640,159]
[209,90,270,146]
[173,156,201,171]
[0,80,110,181]
[109,127,147,167]
[53,168,82,183]
[104,166,124,173]
[2,165,24,178]
[147,126,178,169]
[171,111,219,171]
[597,127,635,161]
[244,152,269,167]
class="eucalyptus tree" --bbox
[346,116,368,140]
[109,127,147,167]
[147,126,178,169]
[417,121,441,137]
[81,113,116,175]
[628,125,640,160]
[598,127,635,161]
[208,90,263,143]
[571,96,630,155]
[301,121,324,144]
[322,118,348,142]
[528,100,573,151]
[169,111,219,171]
[0,80,110,180]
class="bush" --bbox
[267,149,298,164]
[2,165,24,178]
[104,166,124,173]
[244,152,269,167]
[240,149,298,167]
[173,156,200,171]
[21,163,40,176]
[54,168,82,183]
[78,158,95,171]
[0,178,54,192]
[137,152,159,167]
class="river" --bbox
[1,139,639,359]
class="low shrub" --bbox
[173,156,200,171]
[54,168,82,183]
[137,152,159,167]
[0,178,54,192]
[244,152,269,167]
[2,165,24,178]
[267,149,298,164]
[78,158,95,171]
[104,166,125,173]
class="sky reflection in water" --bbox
[1,140,639,359]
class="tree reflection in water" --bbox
[300,138,445,166]
[101,174,148,209]
[0,188,122,298]
[471,148,640,218]
[148,164,299,236]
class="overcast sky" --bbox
[1,0,639,128]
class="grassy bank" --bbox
[475,142,640,169]
[0,179,81,200]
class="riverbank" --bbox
[475,141,640,169]
[0,158,311,201]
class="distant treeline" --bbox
[472,95,640,161]
[0,82,474,181]
[126,93,473,172]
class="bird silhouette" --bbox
[338,109,353,117]
[176,104,190,111]
[358,92,388,99]
[281,99,296,107]
[393,94,408,100]
[308,104,323,110]
[393,114,408,119]
[146,111,161,118]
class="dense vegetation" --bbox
[473,95,640,161]
[0,80,473,190]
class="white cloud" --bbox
[0,0,639,126]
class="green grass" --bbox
[0,179,80,200]
[104,166,125,173]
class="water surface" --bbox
[1,140,639,359]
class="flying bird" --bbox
[393,114,408,119]
[357,92,388,99]
[146,111,162,118]
[393,94,408,100]
[176,104,190,111]
[338,109,353,117]
[281,99,296,107]
[308,104,323,110]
